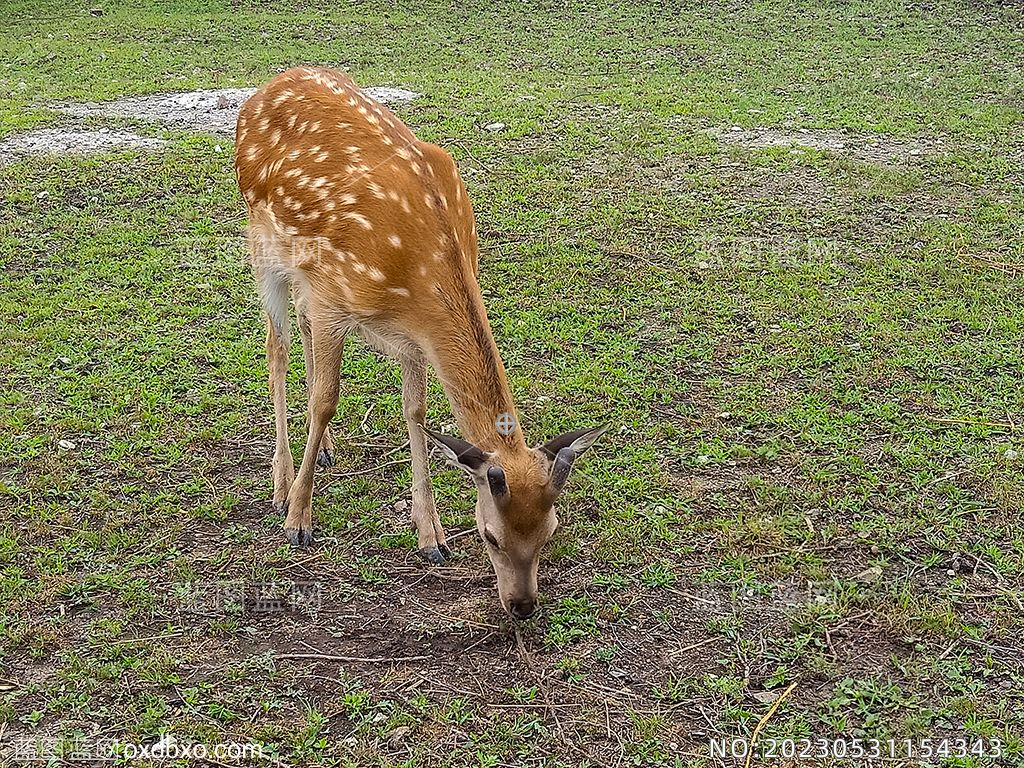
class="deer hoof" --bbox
[438,542,453,560]
[285,526,314,547]
[419,545,447,565]
[316,448,334,469]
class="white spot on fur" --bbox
[341,212,373,230]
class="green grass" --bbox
[1,0,1023,765]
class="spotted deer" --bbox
[234,67,606,618]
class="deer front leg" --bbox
[284,324,345,547]
[297,305,335,468]
[401,355,449,564]
[266,316,294,515]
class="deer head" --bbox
[424,424,608,618]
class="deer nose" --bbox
[509,598,537,620]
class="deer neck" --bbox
[423,289,527,455]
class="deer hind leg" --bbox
[284,318,345,547]
[296,298,335,468]
[259,268,294,517]
[400,355,449,564]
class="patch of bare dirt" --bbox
[710,126,943,164]
[0,128,167,164]
[0,85,421,165]
[54,85,420,136]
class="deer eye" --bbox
[483,528,500,549]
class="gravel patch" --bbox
[711,126,942,164]
[55,85,421,136]
[2,84,420,163]
[0,128,167,164]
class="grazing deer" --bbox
[234,67,606,618]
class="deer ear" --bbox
[539,425,609,493]
[422,427,489,472]
[540,425,609,461]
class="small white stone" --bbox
[855,566,883,584]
